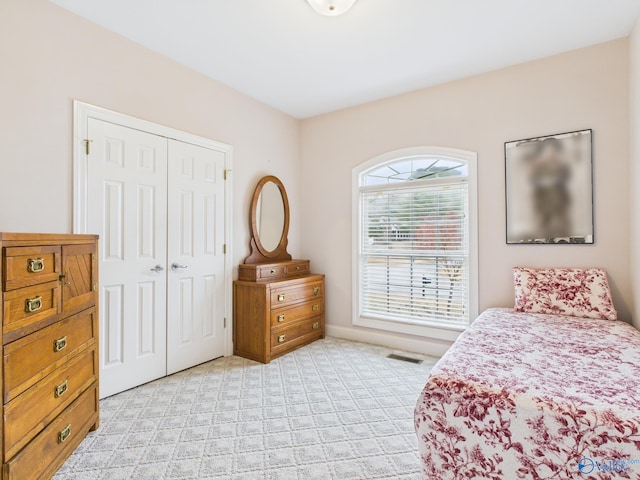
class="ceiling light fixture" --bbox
[306,0,358,16]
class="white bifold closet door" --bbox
[87,118,226,398]
[166,139,226,375]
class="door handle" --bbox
[171,263,188,270]
[150,265,165,272]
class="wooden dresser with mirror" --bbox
[233,176,325,364]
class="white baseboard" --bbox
[325,324,453,358]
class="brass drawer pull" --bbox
[277,314,285,323]
[313,322,319,330]
[277,294,285,302]
[25,296,42,313]
[27,258,45,273]
[313,287,320,296]
[278,334,286,343]
[54,379,68,398]
[295,266,301,271]
[58,424,71,444]
[270,269,276,274]
[53,336,68,352]
[312,304,319,312]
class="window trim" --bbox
[352,146,478,341]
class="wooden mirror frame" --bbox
[244,175,292,264]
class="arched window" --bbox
[352,147,478,340]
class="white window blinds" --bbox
[359,179,469,329]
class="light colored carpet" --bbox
[53,337,437,480]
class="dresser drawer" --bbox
[3,245,61,291]
[287,260,310,276]
[4,308,97,403]
[3,281,60,339]
[3,383,98,480]
[270,280,323,308]
[271,317,323,352]
[4,347,97,459]
[259,264,287,280]
[270,299,324,328]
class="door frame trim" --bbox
[72,100,234,357]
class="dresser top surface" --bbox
[234,273,324,287]
[0,232,98,245]
[238,259,308,268]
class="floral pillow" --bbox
[513,267,617,320]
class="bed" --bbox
[414,268,640,480]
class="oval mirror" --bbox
[256,181,285,252]
[245,175,292,264]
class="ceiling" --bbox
[50,0,640,119]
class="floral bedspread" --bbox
[414,308,640,480]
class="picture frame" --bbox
[505,129,593,244]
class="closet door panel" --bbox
[87,118,168,398]
[167,140,226,374]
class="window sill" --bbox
[354,314,466,343]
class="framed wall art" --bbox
[505,129,593,244]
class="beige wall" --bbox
[301,39,631,352]
[631,18,640,329]
[0,0,301,270]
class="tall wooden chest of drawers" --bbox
[234,260,325,364]
[0,233,99,480]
